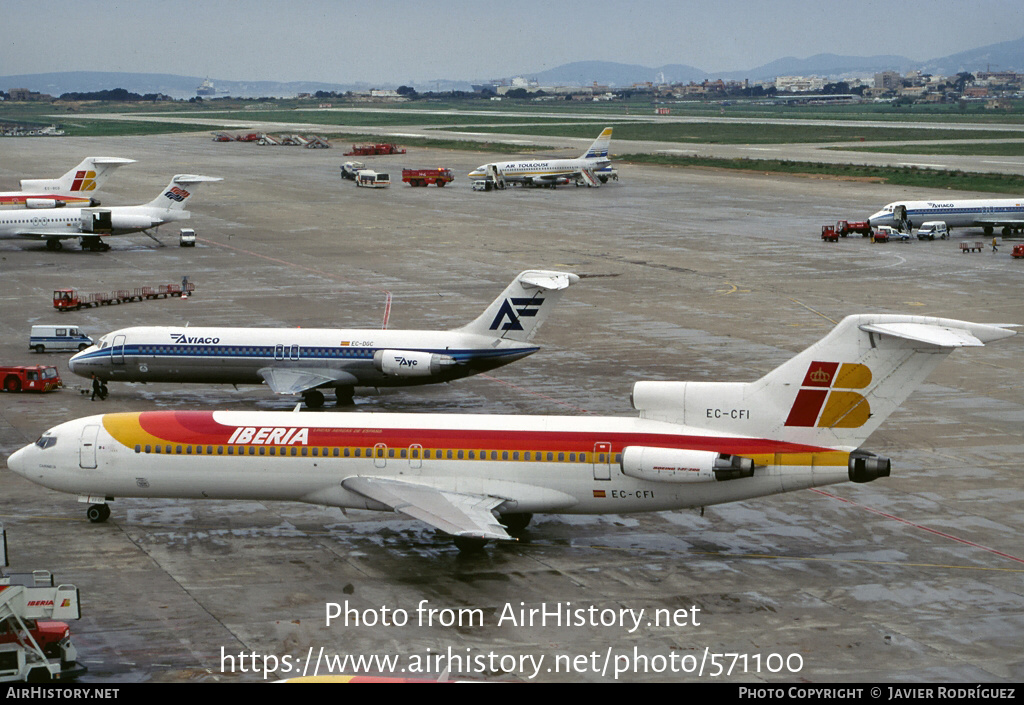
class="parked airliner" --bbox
[0,174,221,251]
[68,270,578,407]
[0,156,135,210]
[10,314,1013,552]
[868,197,1024,236]
[468,127,613,187]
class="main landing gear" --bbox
[86,503,110,523]
[45,239,63,251]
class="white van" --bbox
[30,325,93,353]
[916,221,949,240]
[179,228,196,247]
[355,170,390,188]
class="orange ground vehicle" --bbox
[0,366,61,393]
[53,284,195,311]
[836,220,873,237]
[402,168,454,187]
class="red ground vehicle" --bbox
[871,230,890,243]
[0,366,61,393]
[1012,244,1024,259]
[821,225,839,242]
[836,220,873,237]
[402,168,454,187]
[344,143,406,156]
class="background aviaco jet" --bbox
[468,127,613,188]
[10,314,1014,552]
[0,156,135,210]
[869,197,1024,236]
[0,174,221,251]
[68,270,578,407]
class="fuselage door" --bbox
[79,424,99,469]
[593,442,612,481]
[111,334,126,365]
[409,444,423,472]
[373,443,387,469]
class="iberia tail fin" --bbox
[632,315,1016,450]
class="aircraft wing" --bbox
[258,367,358,395]
[341,476,513,541]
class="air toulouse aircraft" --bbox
[10,314,1014,552]
[868,197,1024,236]
[68,270,578,407]
[468,127,613,187]
[0,156,135,210]
[0,174,221,251]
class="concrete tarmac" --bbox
[0,134,1022,682]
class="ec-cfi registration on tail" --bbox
[7,315,1014,552]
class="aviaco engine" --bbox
[621,446,755,483]
[373,350,456,377]
[24,199,66,209]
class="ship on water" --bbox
[196,78,216,97]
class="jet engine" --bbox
[373,349,456,377]
[620,446,755,484]
[24,199,66,209]
[848,450,891,483]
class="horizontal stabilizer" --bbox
[859,321,1018,347]
[258,367,358,395]
[342,476,512,541]
[519,271,575,291]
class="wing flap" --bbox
[258,367,358,395]
[341,476,513,541]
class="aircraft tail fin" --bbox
[20,157,136,195]
[458,270,579,342]
[581,127,613,160]
[632,315,1016,450]
[145,174,222,211]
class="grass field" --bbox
[444,121,1024,145]
[620,153,1024,194]
[829,141,1024,157]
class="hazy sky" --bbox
[2,0,1022,84]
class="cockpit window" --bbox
[35,435,57,450]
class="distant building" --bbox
[874,71,900,92]
[7,87,53,101]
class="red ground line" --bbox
[811,488,1024,565]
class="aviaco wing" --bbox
[258,367,359,395]
[973,215,1024,228]
[340,477,512,541]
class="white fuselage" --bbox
[69,325,539,389]
[0,204,187,241]
[468,157,611,184]
[868,198,1024,231]
[6,410,850,518]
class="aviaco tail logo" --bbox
[784,361,872,428]
[71,170,98,192]
[164,186,191,202]
[489,297,544,331]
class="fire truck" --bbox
[0,525,85,682]
[402,168,454,187]
[0,366,61,394]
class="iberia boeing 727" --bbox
[8,315,1013,552]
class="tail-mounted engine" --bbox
[621,446,755,484]
[848,450,891,483]
[373,349,456,378]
